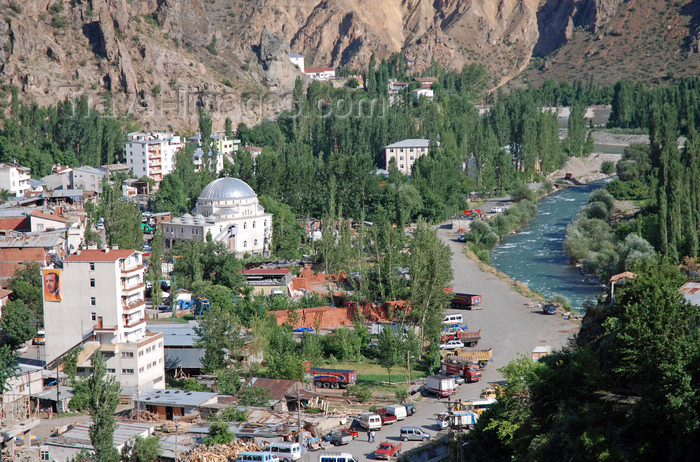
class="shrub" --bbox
[395,388,408,402]
[348,385,372,403]
[468,242,490,263]
[305,407,323,414]
[510,182,535,202]
[236,386,272,407]
[203,423,234,446]
[219,406,248,422]
[551,294,572,311]
[600,160,615,175]
[588,189,615,215]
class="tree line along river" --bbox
[490,179,611,310]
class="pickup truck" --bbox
[324,429,355,446]
[440,329,481,347]
[374,441,402,459]
[439,340,464,350]
[375,408,398,425]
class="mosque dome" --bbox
[198,178,257,201]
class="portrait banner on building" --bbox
[43,268,62,302]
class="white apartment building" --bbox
[124,132,184,183]
[384,139,437,175]
[162,178,272,258]
[71,166,108,193]
[43,248,165,394]
[193,149,225,173]
[0,163,31,197]
[304,67,335,81]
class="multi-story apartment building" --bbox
[43,248,165,394]
[384,139,438,175]
[0,163,31,197]
[71,166,108,193]
[124,132,184,182]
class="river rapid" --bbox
[490,180,611,310]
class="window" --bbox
[121,352,134,358]
[254,239,258,246]
[37,223,44,231]
[152,361,157,367]
[122,369,134,374]
[264,220,267,227]
[253,221,256,228]
[243,241,247,248]
[41,450,50,461]
[159,358,163,364]
[147,363,152,369]
[89,262,95,270]
[399,156,404,160]
[243,222,247,229]
[158,342,163,348]
[106,368,116,374]
[139,367,145,372]
[91,312,96,321]
[91,297,96,306]
[90,278,95,287]
[154,376,163,383]
[139,350,144,356]
[19,384,25,392]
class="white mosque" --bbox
[162,178,272,257]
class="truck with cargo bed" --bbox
[441,347,493,368]
[436,411,480,430]
[310,369,357,389]
[423,375,457,397]
[440,329,481,346]
[451,293,482,309]
[374,408,397,425]
[441,358,482,383]
[374,442,402,460]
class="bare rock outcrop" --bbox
[155,0,211,46]
[257,27,301,89]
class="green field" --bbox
[320,360,429,388]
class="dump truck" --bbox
[440,329,481,347]
[441,347,493,368]
[310,369,357,389]
[441,359,482,383]
[451,293,482,309]
[424,375,457,397]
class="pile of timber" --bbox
[183,441,261,462]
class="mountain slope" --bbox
[0,0,698,129]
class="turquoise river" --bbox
[490,179,611,310]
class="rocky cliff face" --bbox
[0,0,696,129]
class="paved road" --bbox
[303,223,579,461]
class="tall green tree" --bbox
[83,352,121,462]
[6,261,42,319]
[120,436,160,462]
[100,184,141,250]
[0,344,20,392]
[0,299,35,347]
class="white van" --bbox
[385,404,407,421]
[237,452,279,462]
[319,453,357,462]
[358,412,382,430]
[263,442,302,461]
[443,314,463,326]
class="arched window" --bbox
[254,239,258,246]
[253,221,256,228]
[243,241,247,248]
[243,222,247,230]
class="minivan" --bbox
[400,426,431,442]
[263,441,302,461]
[385,404,407,421]
[442,314,463,326]
[358,412,382,430]
[237,452,279,462]
[318,454,357,462]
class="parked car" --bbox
[402,403,416,416]
[447,374,465,385]
[457,234,466,243]
[490,207,503,213]
[439,340,465,350]
[32,330,46,345]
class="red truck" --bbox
[310,369,357,389]
[440,329,481,347]
[451,293,482,309]
[441,359,482,383]
[375,441,402,459]
[375,408,398,425]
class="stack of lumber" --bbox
[183,441,261,461]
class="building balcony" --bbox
[123,319,146,331]
[121,282,146,294]
[123,299,145,313]
[121,264,145,274]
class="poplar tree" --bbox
[85,353,120,462]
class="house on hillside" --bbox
[0,163,31,197]
[304,67,335,81]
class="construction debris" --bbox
[183,441,261,462]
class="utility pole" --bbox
[297,385,303,453]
